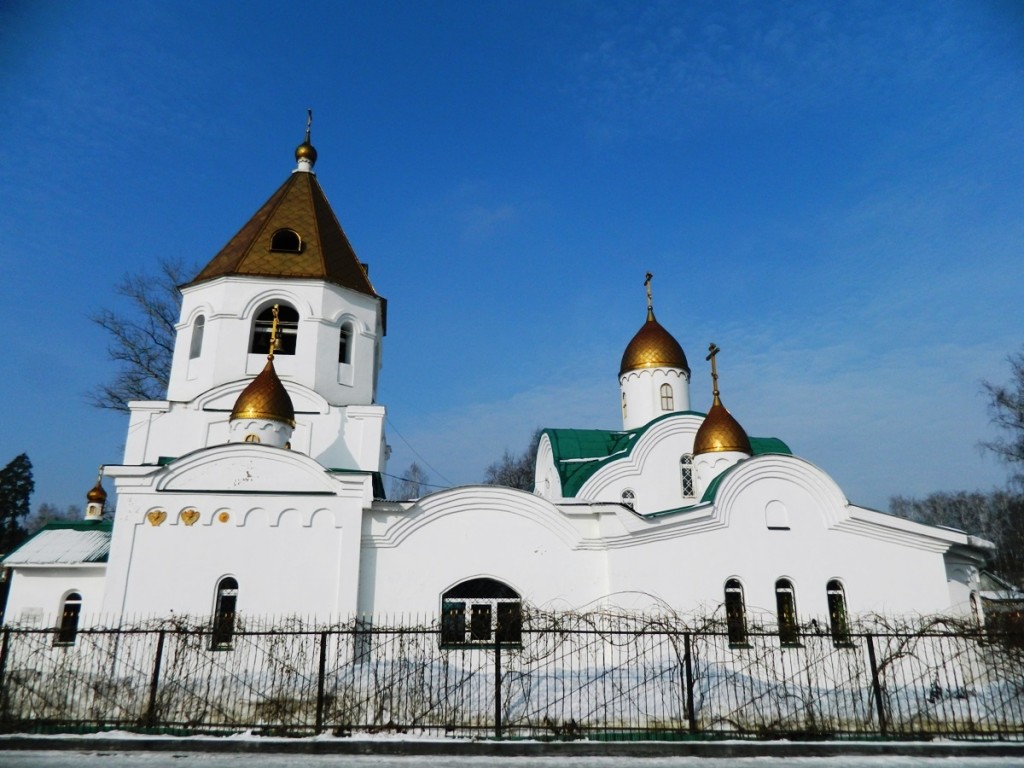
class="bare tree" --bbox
[27,503,83,534]
[891,491,1024,584]
[88,257,193,411]
[390,462,430,500]
[483,428,542,491]
[983,347,1024,488]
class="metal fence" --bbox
[0,611,1021,739]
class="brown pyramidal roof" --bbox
[187,171,377,298]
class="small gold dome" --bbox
[295,140,317,167]
[86,478,107,504]
[230,360,296,427]
[620,309,690,376]
[693,394,752,455]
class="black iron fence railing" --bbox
[0,611,1021,739]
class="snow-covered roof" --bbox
[2,521,112,566]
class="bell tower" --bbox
[124,116,389,477]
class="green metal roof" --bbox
[2,520,113,566]
[544,413,792,498]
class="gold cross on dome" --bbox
[644,272,654,311]
[706,342,721,397]
[268,304,281,361]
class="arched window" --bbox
[250,304,299,355]
[621,489,636,511]
[724,579,748,646]
[680,454,694,498]
[211,577,238,650]
[55,592,82,646]
[826,580,852,645]
[660,383,674,411]
[270,228,302,253]
[338,323,353,364]
[441,578,522,647]
[189,315,205,359]
[775,578,800,646]
[621,392,627,420]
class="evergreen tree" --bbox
[0,453,34,554]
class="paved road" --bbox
[4,753,1024,768]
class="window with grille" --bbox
[680,454,694,498]
[211,577,238,650]
[724,579,748,647]
[440,578,522,647]
[54,592,82,646]
[826,579,852,646]
[775,578,800,646]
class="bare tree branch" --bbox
[87,257,193,412]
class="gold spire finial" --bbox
[268,304,281,361]
[295,109,318,168]
[644,272,654,318]
[706,342,721,400]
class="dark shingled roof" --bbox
[187,171,378,299]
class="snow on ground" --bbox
[2,754,1024,768]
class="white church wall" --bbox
[3,566,106,627]
[100,496,361,618]
[360,487,609,615]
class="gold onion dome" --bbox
[230,360,296,427]
[86,477,107,504]
[295,139,317,167]
[693,393,752,455]
[620,308,690,376]
[294,108,317,168]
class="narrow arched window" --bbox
[338,323,353,364]
[189,315,205,359]
[621,489,636,511]
[775,578,799,646]
[724,579,747,646]
[55,592,82,645]
[680,454,694,498]
[441,578,522,647]
[621,392,627,420]
[212,577,238,650]
[270,228,302,253]
[660,383,674,411]
[826,579,852,645]
[250,304,299,355]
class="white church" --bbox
[1,128,997,647]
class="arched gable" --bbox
[369,485,581,550]
[577,414,703,499]
[155,444,340,494]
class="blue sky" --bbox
[1,1,1022,512]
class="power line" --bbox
[384,416,455,487]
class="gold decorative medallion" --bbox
[180,508,200,526]
[147,510,167,527]
[218,511,231,524]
